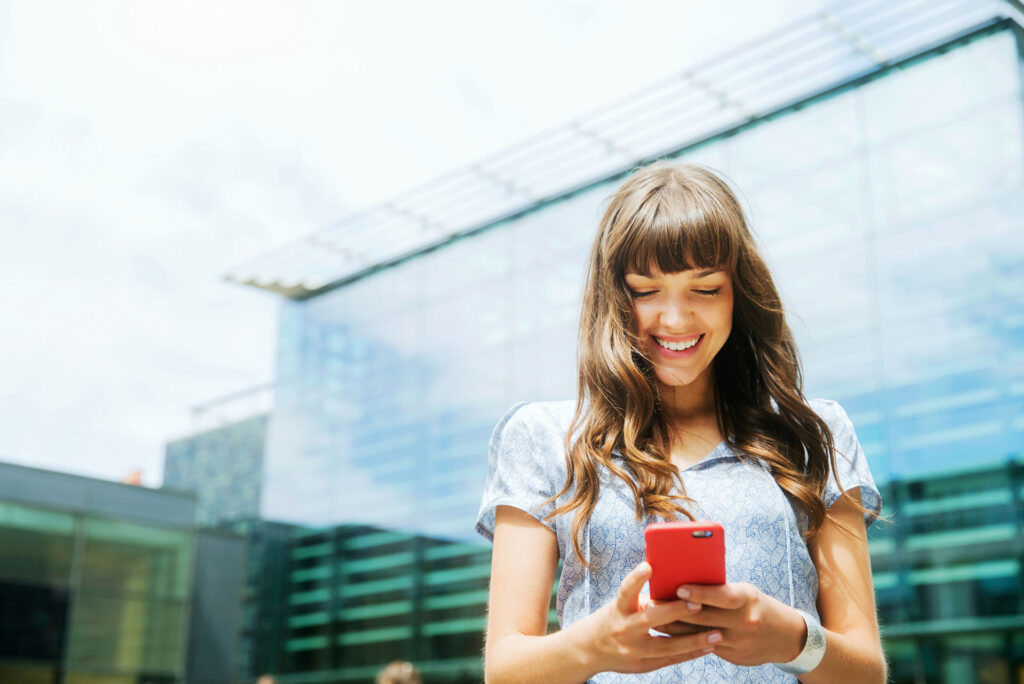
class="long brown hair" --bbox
[541,160,874,567]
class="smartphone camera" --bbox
[691,530,714,538]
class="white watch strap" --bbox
[774,608,826,675]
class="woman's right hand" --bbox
[576,560,721,675]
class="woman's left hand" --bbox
[647,582,807,667]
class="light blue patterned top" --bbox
[475,398,881,683]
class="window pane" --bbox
[67,595,186,676]
[80,519,192,600]
[0,502,75,586]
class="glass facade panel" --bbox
[874,197,1023,325]
[80,518,192,600]
[728,91,861,189]
[867,98,1023,229]
[0,501,75,586]
[863,31,1020,144]
[0,501,75,683]
[0,491,195,684]
[67,595,186,674]
[262,177,622,539]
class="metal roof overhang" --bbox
[225,0,1024,300]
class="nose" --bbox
[659,297,693,331]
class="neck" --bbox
[657,369,717,422]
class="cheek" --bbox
[718,305,734,329]
[631,303,652,330]
[715,296,734,328]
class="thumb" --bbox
[615,561,651,615]
[637,583,652,611]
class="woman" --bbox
[475,162,887,682]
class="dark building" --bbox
[251,522,551,684]
[0,460,244,684]
[871,457,1024,682]
[162,388,284,683]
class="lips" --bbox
[654,334,702,345]
[651,333,704,357]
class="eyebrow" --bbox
[629,268,723,279]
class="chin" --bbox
[654,367,701,386]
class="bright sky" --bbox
[0,0,817,486]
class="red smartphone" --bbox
[644,521,726,601]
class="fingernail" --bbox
[676,587,690,599]
[686,601,700,611]
[707,632,722,644]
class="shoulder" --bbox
[492,400,576,442]
[487,401,576,484]
[806,397,845,421]
[806,397,858,447]
[806,398,881,512]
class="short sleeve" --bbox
[816,399,883,528]
[475,402,563,542]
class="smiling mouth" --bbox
[653,334,703,352]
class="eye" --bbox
[628,288,656,298]
[696,288,721,296]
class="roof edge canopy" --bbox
[225,0,1023,300]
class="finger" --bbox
[648,629,723,658]
[647,620,707,636]
[637,585,652,611]
[680,605,732,626]
[645,646,715,671]
[641,598,704,628]
[676,582,749,610]
[656,605,736,632]
[616,561,652,614]
[642,598,739,631]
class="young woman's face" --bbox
[624,265,734,388]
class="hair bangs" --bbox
[616,187,738,279]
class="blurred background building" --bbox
[0,462,244,684]
[160,0,1023,682]
[164,384,272,527]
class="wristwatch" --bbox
[774,608,826,674]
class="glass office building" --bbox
[234,519,293,682]
[872,457,1024,682]
[224,3,1024,682]
[0,462,197,684]
[165,414,267,527]
[162,387,278,682]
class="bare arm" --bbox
[484,505,594,683]
[483,505,718,683]
[798,489,887,683]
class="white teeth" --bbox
[655,335,701,351]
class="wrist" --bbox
[783,604,808,662]
[774,608,827,675]
[563,608,603,680]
